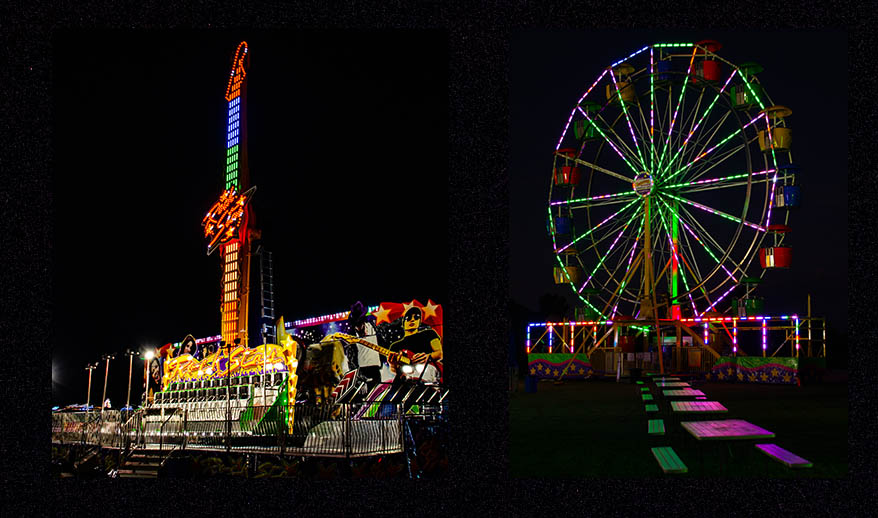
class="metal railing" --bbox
[52,400,433,458]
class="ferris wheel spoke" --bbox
[661,69,739,179]
[666,168,782,193]
[654,205,699,315]
[657,47,699,173]
[593,111,646,170]
[556,198,641,253]
[649,48,656,171]
[664,111,763,184]
[663,191,765,232]
[609,69,648,170]
[577,107,643,176]
[683,134,758,185]
[669,109,734,181]
[566,154,636,184]
[578,204,642,256]
[608,225,645,317]
[671,198,749,280]
[579,205,644,292]
[551,189,636,209]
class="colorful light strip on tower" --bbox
[224,42,248,192]
[762,317,767,356]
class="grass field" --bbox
[509,375,847,478]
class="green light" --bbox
[581,114,642,177]
[653,43,694,48]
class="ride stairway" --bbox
[117,448,166,478]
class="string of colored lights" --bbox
[610,225,644,319]
[550,189,634,207]
[650,48,655,172]
[663,168,776,190]
[654,199,697,315]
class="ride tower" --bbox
[202,41,258,347]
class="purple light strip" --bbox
[665,169,776,189]
[556,198,640,253]
[550,190,632,207]
[610,68,646,169]
[556,69,608,151]
[650,48,655,171]
[611,227,642,319]
[611,46,649,68]
[658,47,698,172]
[665,192,766,232]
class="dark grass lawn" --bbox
[509,376,847,478]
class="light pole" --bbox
[144,350,155,406]
[100,353,115,414]
[85,363,97,412]
[125,349,137,410]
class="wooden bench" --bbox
[645,404,659,412]
[755,443,813,468]
[648,419,665,435]
[642,394,654,401]
[651,446,687,473]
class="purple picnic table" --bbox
[656,382,691,388]
[670,400,727,413]
[681,419,775,441]
[663,389,705,397]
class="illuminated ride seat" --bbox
[554,248,582,285]
[732,277,764,318]
[692,40,722,84]
[573,101,602,141]
[759,224,792,269]
[554,148,581,187]
[758,105,792,153]
[606,63,636,104]
[730,62,764,109]
[774,164,801,209]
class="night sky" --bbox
[510,31,848,353]
[51,31,447,406]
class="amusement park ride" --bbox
[528,40,826,384]
[51,42,448,464]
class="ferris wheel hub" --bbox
[633,172,653,197]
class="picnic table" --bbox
[663,389,705,397]
[680,419,774,440]
[680,419,777,472]
[656,382,690,388]
[671,401,727,413]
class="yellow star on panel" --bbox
[373,304,393,325]
[705,373,711,380]
[552,369,559,377]
[737,372,744,381]
[761,373,769,381]
[530,367,536,375]
[771,368,779,377]
[717,372,724,380]
[578,367,585,374]
[783,374,791,383]
[423,300,440,320]
[402,300,420,316]
[749,374,757,382]
[537,364,544,372]
[727,367,733,376]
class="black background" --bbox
[3,2,874,514]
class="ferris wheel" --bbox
[547,40,798,322]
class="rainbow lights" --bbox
[285,305,381,328]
